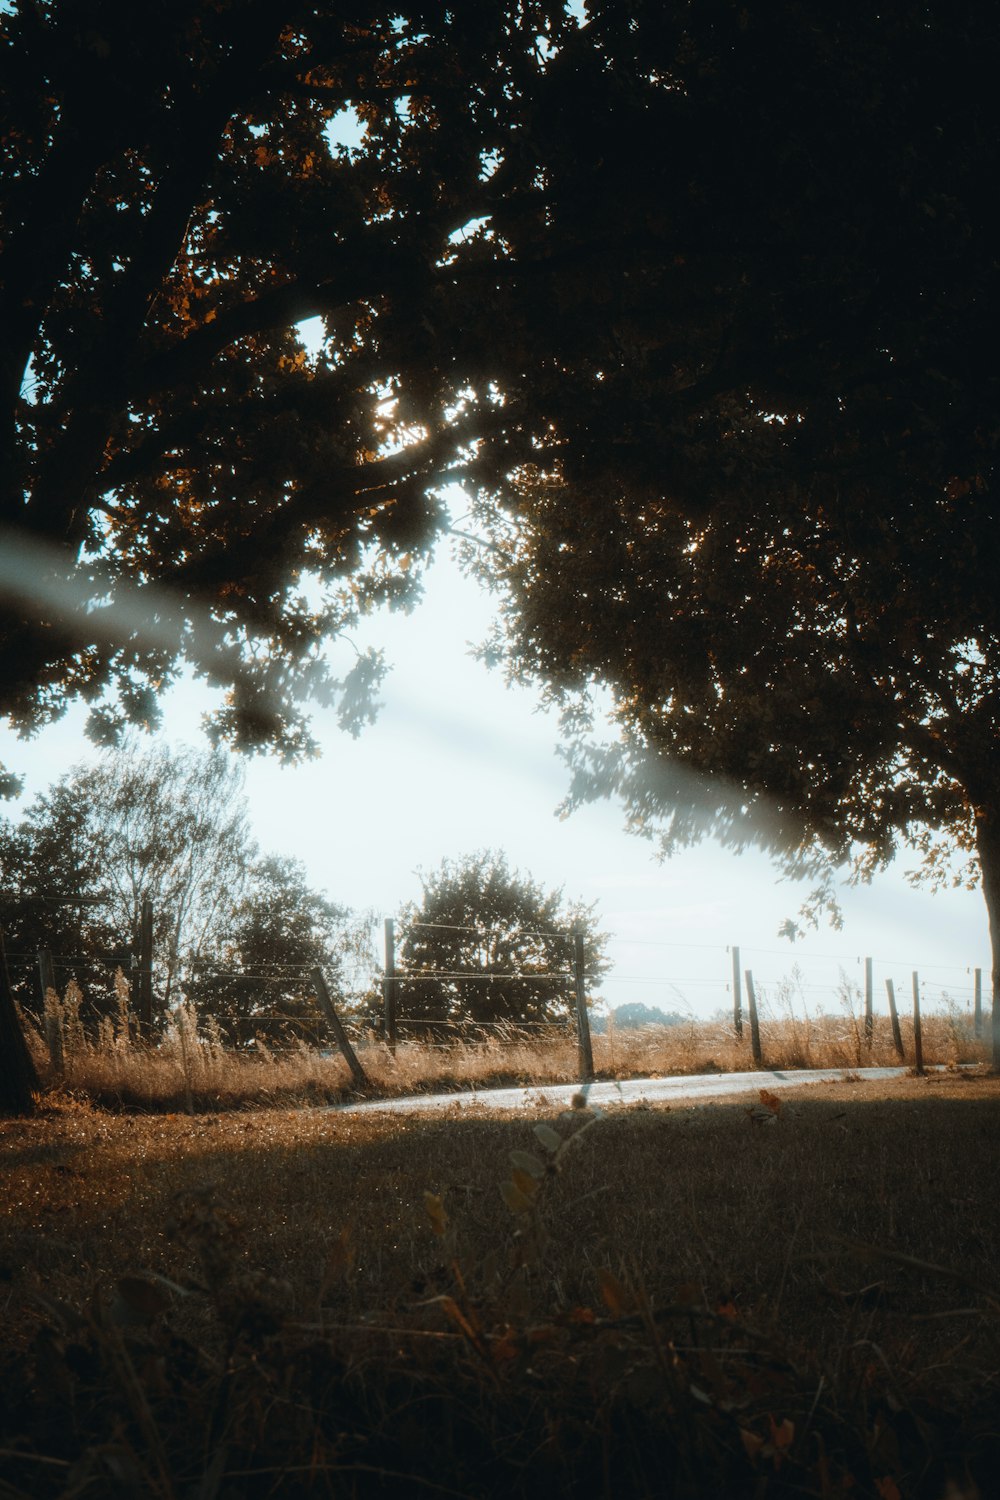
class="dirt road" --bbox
[335,1063,917,1115]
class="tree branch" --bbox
[131,239,417,400]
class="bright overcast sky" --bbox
[0,538,988,1021]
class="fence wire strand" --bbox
[393,969,570,982]
[406,920,575,940]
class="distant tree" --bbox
[0,778,121,977]
[395,850,608,1030]
[0,745,369,1051]
[591,1004,686,1035]
[185,855,368,1046]
[0,741,252,1016]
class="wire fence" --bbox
[8,912,993,1057]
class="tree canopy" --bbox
[0,0,581,770]
[395,849,607,1029]
[461,7,1000,960]
[453,3,1000,1027]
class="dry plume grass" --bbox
[19,978,991,1113]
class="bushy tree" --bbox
[0,744,365,1044]
[0,779,121,977]
[185,855,370,1046]
[395,850,607,1030]
[0,741,251,1014]
[591,1004,685,1035]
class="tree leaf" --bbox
[533,1123,562,1154]
[740,1428,765,1459]
[115,1275,172,1318]
[509,1167,540,1199]
[501,1180,534,1215]
[596,1268,633,1316]
[423,1191,448,1237]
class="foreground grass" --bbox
[23,995,990,1111]
[2,1073,999,1497]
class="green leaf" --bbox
[510,1167,540,1199]
[501,1180,534,1214]
[533,1123,562,1154]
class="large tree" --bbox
[395,849,608,1030]
[0,0,578,769]
[452,4,1000,1060]
[4,0,1000,1072]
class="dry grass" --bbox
[21,981,991,1113]
[2,1073,999,1496]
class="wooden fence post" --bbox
[37,947,56,998]
[864,956,873,1046]
[911,971,924,1076]
[37,948,62,1075]
[884,978,905,1059]
[974,967,983,1038]
[573,927,595,1082]
[383,918,397,1053]
[310,968,370,1091]
[744,969,763,1067]
[136,896,153,1038]
[731,945,743,1039]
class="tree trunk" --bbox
[0,943,39,1115]
[974,807,1000,1071]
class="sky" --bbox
[0,537,989,1023]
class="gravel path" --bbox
[333,1064,915,1115]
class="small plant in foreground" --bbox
[409,1099,999,1499]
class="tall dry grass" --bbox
[20,970,990,1112]
[24,977,350,1112]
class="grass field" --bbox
[2,1070,999,1497]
